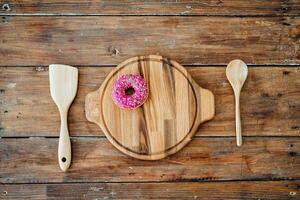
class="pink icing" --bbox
[112,74,148,109]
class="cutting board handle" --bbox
[85,90,100,124]
[199,87,215,123]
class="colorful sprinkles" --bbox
[112,74,149,109]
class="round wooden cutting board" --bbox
[85,55,214,160]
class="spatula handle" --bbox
[235,92,242,147]
[58,110,71,171]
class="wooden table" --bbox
[0,1,299,199]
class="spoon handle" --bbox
[235,91,242,146]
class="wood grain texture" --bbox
[1,3,299,199]
[0,137,299,183]
[86,55,214,160]
[1,0,299,16]
[0,67,299,137]
[1,181,299,200]
[0,17,299,66]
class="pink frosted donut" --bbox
[112,74,148,109]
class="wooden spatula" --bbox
[49,64,78,171]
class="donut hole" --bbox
[125,87,135,96]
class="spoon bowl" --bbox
[226,60,248,90]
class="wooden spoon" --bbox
[226,59,248,147]
[49,64,78,171]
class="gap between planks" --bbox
[1,136,300,139]
[1,0,299,17]
[1,179,300,185]
[1,14,300,17]
[1,65,300,68]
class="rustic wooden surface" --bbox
[1,137,300,183]
[0,17,299,66]
[1,181,300,200]
[1,67,299,137]
[86,55,214,160]
[0,1,299,199]
[1,0,299,16]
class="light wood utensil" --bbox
[85,55,215,160]
[49,64,78,171]
[226,59,248,147]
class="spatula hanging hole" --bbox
[61,157,66,162]
[125,87,135,96]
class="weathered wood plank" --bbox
[1,181,299,200]
[0,137,299,183]
[0,17,299,66]
[1,1,299,16]
[0,67,299,137]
